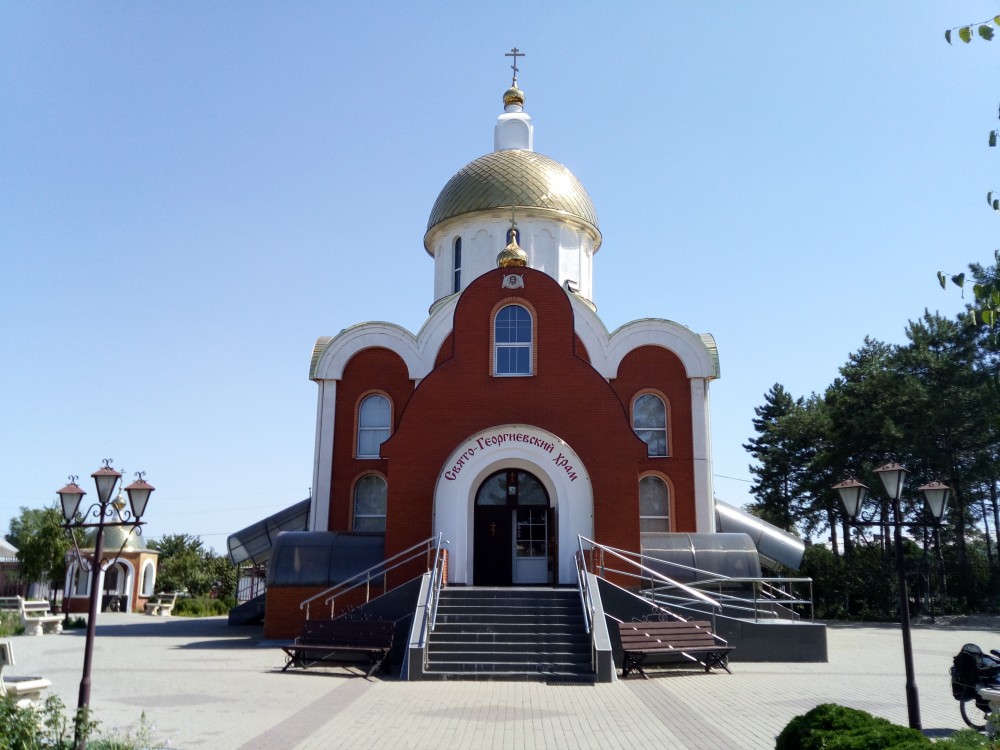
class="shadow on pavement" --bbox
[62,615,264,645]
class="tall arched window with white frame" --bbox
[633,393,667,457]
[357,394,391,458]
[494,304,532,376]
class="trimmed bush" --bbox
[171,596,229,617]
[776,704,930,750]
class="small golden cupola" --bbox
[497,213,528,268]
[503,83,525,108]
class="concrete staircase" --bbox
[424,587,593,680]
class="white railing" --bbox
[300,534,444,620]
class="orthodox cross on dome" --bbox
[505,47,525,86]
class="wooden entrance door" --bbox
[473,504,512,586]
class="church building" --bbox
[306,61,720,588]
[229,53,802,646]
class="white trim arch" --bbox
[65,559,93,599]
[64,556,137,612]
[102,558,136,614]
[569,296,719,380]
[432,424,594,585]
[140,559,156,597]
[310,297,458,383]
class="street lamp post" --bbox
[57,460,154,750]
[832,462,950,731]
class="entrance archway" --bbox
[433,424,594,585]
[101,560,131,612]
[473,469,553,585]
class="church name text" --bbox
[443,430,576,482]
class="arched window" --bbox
[71,562,90,596]
[494,304,532,376]
[357,394,391,458]
[453,237,462,294]
[506,227,520,244]
[140,561,156,597]
[639,476,670,532]
[633,393,667,456]
[353,475,387,532]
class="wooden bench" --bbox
[144,593,178,616]
[0,597,62,636]
[617,619,733,678]
[0,639,51,705]
[281,619,394,678]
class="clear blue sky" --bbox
[1,4,994,552]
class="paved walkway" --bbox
[3,614,991,749]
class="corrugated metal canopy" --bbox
[641,533,762,582]
[227,499,310,566]
[715,499,805,570]
[267,532,385,587]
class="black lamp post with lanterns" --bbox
[832,461,950,731]
[56,460,154,749]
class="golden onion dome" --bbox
[101,498,140,552]
[497,236,528,267]
[424,150,600,244]
[503,85,525,107]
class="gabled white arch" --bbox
[310,296,459,382]
[569,296,719,380]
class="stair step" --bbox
[427,650,590,663]
[426,658,590,670]
[421,669,596,683]
[424,587,594,681]
[431,631,590,648]
[432,625,586,636]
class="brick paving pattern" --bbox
[4,614,988,749]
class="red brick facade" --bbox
[323,267,696,572]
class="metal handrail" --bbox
[648,576,815,622]
[578,536,721,609]
[428,541,447,633]
[575,546,594,635]
[299,535,442,620]
[413,536,448,672]
[580,536,815,623]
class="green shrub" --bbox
[91,712,167,750]
[933,729,993,748]
[0,694,96,750]
[172,596,229,617]
[776,704,930,750]
[0,694,167,750]
[0,611,23,638]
